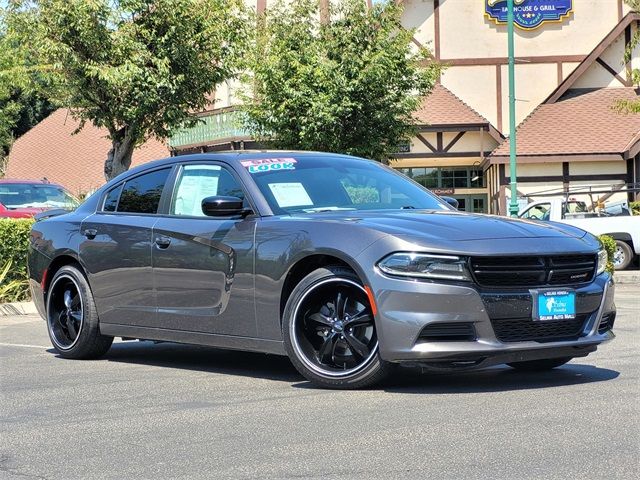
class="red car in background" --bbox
[0,180,80,218]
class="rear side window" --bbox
[116,168,171,214]
[103,184,123,212]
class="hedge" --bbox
[0,218,34,302]
[598,234,616,275]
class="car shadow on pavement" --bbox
[379,363,620,394]
[57,340,304,383]
[52,341,620,392]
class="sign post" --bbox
[507,0,519,217]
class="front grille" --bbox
[491,314,589,342]
[418,322,476,342]
[598,312,616,334]
[470,254,596,288]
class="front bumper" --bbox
[372,271,615,369]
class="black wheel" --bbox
[613,240,633,270]
[46,265,113,359]
[282,266,393,389]
[507,357,572,371]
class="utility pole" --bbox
[507,0,519,217]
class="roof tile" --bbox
[414,83,490,126]
[5,109,169,193]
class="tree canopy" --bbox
[7,0,249,180]
[617,0,640,112]
[241,0,441,162]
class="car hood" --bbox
[289,209,588,241]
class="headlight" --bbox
[596,249,608,275]
[377,253,472,281]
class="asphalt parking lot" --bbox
[1,285,638,480]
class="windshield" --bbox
[0,183,79,210]
[243,155,449,214]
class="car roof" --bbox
[0,179,65,187]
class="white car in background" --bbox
[519,199,640,270]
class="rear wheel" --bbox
[46,265,113,359]
[613,240,633,270]
[507,357,572,371]
[282,266,392,389]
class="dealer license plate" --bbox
[533,290,576,321]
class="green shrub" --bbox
[630,201,640,216]
[598,234,616,275]
[0,218,34,302]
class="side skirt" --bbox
[100,323,286,356]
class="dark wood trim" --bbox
[418,123,488,132]
[490,153,623,164]
[562,162,569,183]
[436,132,443,152]
[596,58,630,86]
[434,0,441,61]
[496,65,503,132]
[546,13,640,103]
[444,131,466,152]
[394,152,480,159]
[557,62,563,85]
[505,174,627,183]
[625,25,633,83]
[618,0,624,22]
[415,134,437,152]
[499,164,507,186]
[438,54,586,67]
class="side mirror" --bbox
[441,196,459,210]
[201,196,247,217]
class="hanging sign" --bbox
[485,0,573,30]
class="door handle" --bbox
[83,228,97,239]
[155,236,172,248]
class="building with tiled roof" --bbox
[168,0,638,214]
[6,109,169,195]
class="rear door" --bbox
[152,162,257,336]
[80,167,172,327]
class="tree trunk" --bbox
[104,133,135,182]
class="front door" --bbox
[152,163,257,336]
[80,167,172,327]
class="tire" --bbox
[613,240,633,271]
[507,357,572,371]
[46,265,113,359]
[282,266,393,389]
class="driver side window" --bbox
[170,164,245,217]
[522,203,551,220]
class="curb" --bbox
[615,271,640,285]
[0,302,38,317]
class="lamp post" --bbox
[507,0,519,217]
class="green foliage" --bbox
[7,0,250,179]
[0,260,29,303]
[630,201,640,216]
[599,234,616,275]
[0,6,55,176]
[344,185,379,204]
[241,0,441,162]
[0,218,34,302]
[615,1,640,112]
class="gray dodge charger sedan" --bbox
[28,152,615,389]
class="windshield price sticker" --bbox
[242,158,297,174]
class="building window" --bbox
[396,167,485,189]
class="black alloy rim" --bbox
[293,279,377,376]
[48,276,83,349]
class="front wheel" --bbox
[46,265,113,359]
[507,357,572,371]
[282,266,392,389]
[613,240,633,270]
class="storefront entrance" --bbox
[453,195,486,213]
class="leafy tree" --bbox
[0,7,54,177]
[8,0,249,181]
[241,0,441,162]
